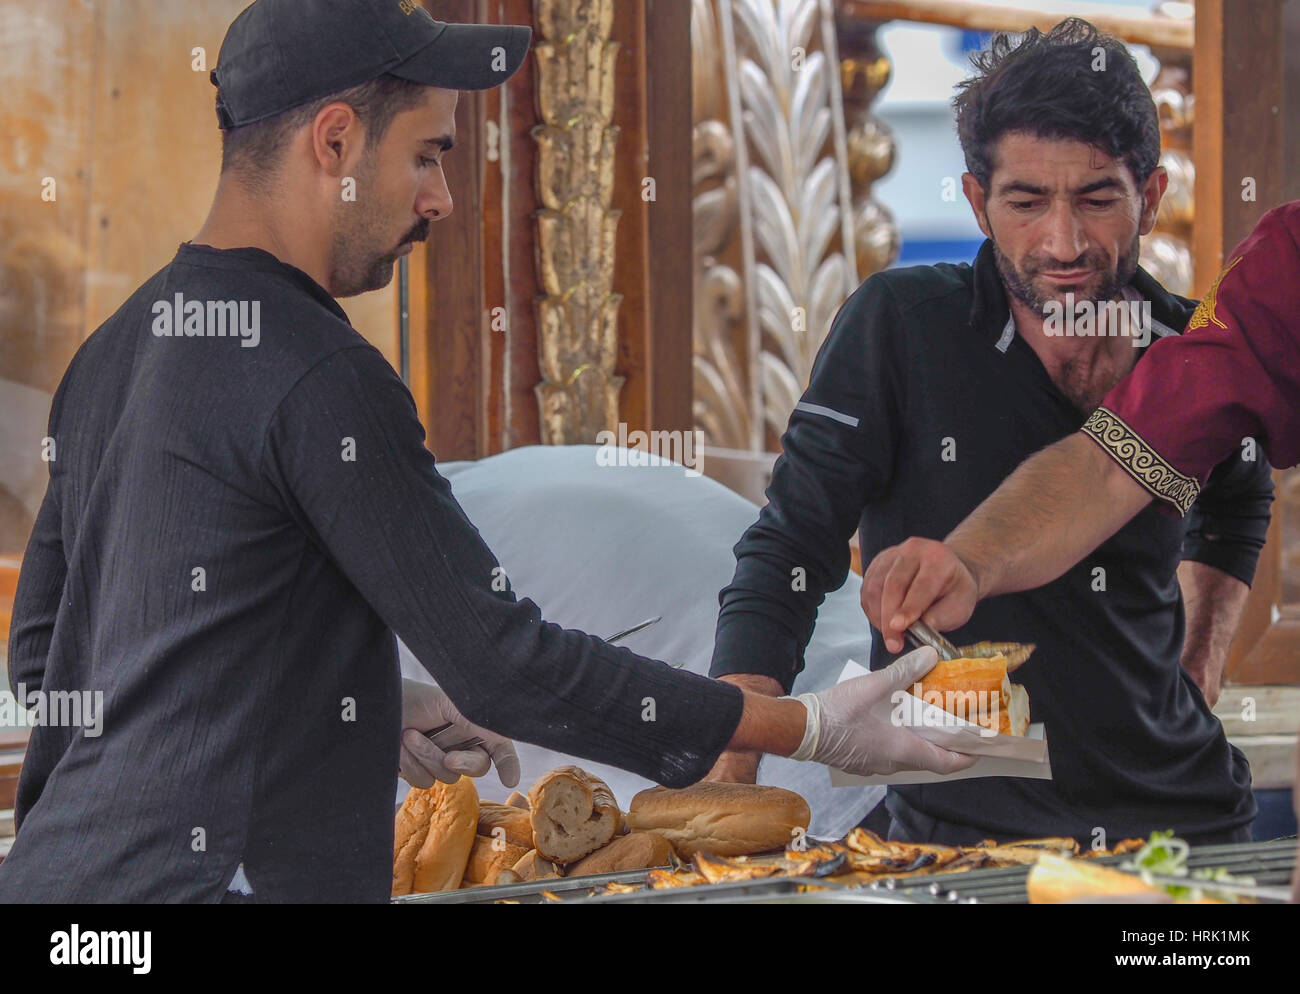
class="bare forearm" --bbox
[725,686,806,755]
[1177,561,1249,708]
[948,433,1151,598]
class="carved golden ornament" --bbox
[853,197,900,281]
[840,54,891,102]
[846,116,895,190]
[1139,233,1193,298]
[1155,149,1194,230]
[532,0,624,444]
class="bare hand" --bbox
[862,538,980,653]
[708,673,784,783]
[705,749,761,784]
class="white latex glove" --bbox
[788,647,977,777]
[400,679,521,790]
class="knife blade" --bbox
[904,620,959,661]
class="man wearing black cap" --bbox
[1,0,970,903]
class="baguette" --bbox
[505,791,530,810]
[477,802,534,850]
[626,782,810,858]
[410,776,479,894]
[1027,853,1166,903]
[392,787,441,897]
[528,766,621,864]
[567,832,676,878]
[462,833,530,886]
[511,848,562,881]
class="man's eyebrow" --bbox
[422,134,455,152]
[996,181,1051,197]
[1072,177,1124,195]
[994,177,1126,197]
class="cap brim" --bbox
[390,23,532,92]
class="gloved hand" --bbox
[400,679,521,790]
[788,647,977,777]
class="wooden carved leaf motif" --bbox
[693,119,748,450]
[732,0,852,441]
[692,0,749,450]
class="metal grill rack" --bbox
[392,837,1296,904]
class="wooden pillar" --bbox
[1191,0,1285,290]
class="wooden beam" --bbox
[1191,0,1285,293]
[417,0,488,460]
[642,0,694,434]
[840,0,1193,50]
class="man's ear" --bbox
[311,103,365,177]
[962,173,992,238]
[1138,165,1168,236]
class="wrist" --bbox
[950,538,992,600]
[727,691,807,756]
[718,672,786,697]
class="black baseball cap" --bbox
[210,0,532,130]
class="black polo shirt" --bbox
[2,242,743,903]
[711,240,1271,843]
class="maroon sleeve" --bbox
[1081,201,1300,515]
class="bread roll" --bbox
[511,848,562,881]
[567,832,676,878]
[392,787,441,896]
[410,776,479,894]
[626,782,810,858]
[463,833,530,886]
[505,791,530,810]
[477,802,534,850]
[528,766,621,864]
[1028,853,1165,904]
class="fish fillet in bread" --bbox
[1028,853,1167,903]
[913,654,1030,736]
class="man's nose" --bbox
[420,169,453,222]
[1041,200,1088,263]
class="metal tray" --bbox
[871,837,1298,904]
[392,866,665,904]
[576,875,930,904]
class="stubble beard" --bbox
[329,154,416,297]
[993,231,1141,317]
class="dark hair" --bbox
[218,74,431,192]
[952,18,1160,190]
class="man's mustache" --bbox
[402,219,431,247]
[1024,255,1107,277]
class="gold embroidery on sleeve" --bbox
[1187,255,1242,331]
[1081,408,1200,515]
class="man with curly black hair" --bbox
[708,19,1274,848]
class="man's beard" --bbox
[329,159,430,297]
[993,232,1140,316]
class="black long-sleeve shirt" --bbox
[711,241,1272,843]
[2,242,743,903]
